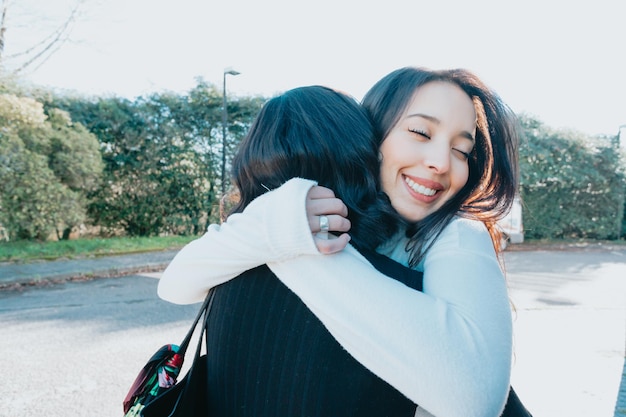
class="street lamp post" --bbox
[618,124,626,149]
[221,67,240,194]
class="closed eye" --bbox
[453,148,471,160]
[408,128,430,139]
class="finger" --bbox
[309,214,351,234]
[307,197,349,218]
[307,185,336,200]
[314,233,351,254]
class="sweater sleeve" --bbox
[268,218,512,417]
[157,178,320,304]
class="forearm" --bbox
[158,221,270,304]
[158,178,319,304]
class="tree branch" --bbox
[1,0,86,73]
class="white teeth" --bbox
[405,177,437,196]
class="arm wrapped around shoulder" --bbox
[158,178,321,304]
[268,217,512,417]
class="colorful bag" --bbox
[123,290,215,417]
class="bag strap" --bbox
[177,289,215,356]
[167,289,215,411]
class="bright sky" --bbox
[5,0,626,136]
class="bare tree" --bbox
[0,0,86,74]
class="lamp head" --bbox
[224,67,240,76]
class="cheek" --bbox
[378,142,395,183]
[378,136,405,171]
[378,157,394,192]
[452,162,470,190]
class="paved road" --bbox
[503,249,626,417]
[0,249,624,416]
[0,272,199,417]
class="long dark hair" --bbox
[229,85,400,250]
[362,67,520,265]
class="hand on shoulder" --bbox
[306,185,351,254]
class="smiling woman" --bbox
[378,81,476,223]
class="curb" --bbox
[0,263,169,290]
[0,250,178,290]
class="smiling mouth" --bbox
[404,176,437,196]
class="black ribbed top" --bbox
[204,248,423,417]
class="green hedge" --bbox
[519,116,625,239]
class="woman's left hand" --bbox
[306,186,351,254]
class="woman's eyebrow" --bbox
[459,131,476,143]
[407,112,438,123]
[407,113,475,142]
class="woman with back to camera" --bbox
[159,67,527,416]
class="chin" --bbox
[398,210,427,224]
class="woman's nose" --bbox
[423,142,450,173]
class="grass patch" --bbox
[0,235,198,263]
[2,236,624,263]
[508,237,626,251]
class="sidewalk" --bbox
[0,248,625,416]
[0,250,179,288]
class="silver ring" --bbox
[319,215,329,233]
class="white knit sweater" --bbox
[158,178,512,417]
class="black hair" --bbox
[362,67,520,265]
[229,85,400,250]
